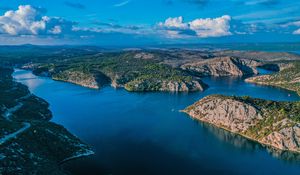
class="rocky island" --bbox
[183,95,300,153]
[0,67,94,174]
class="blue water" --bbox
[13,69,300,175]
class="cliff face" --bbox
[160,80,205,92]
[185,95,262,133]
[30,64,112,90]
[181,57,259,77]
[124,79,205,92]
[183,95,300,153]
[0,67,94,175]
[53,70,100,89]
[30,53,209,93]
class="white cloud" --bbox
[244,0,277,6]
[0,5,74,36]
[157,15,232,38]
[73,25,150,36]
[49,26,62,34]
[189,15,231,37]
[158,16,188,29]
[114,0,131,7]
[281,20,300,35]
[282,21,300,27]
[293,29,300,34]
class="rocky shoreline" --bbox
[183,95,300,153]
[24,51,268,93]
[27,60,208,93]
[245,63,300,95]
[53,70,100,89]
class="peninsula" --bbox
[183,95,300,153]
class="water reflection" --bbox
[191,118,300,163]
[266,148,300,163]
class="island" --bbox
[183,95,300,153]
[0,67,94,174]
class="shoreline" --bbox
[245,78,300,96]
[182,95,300,155]
[1,67,95,174]
[182,110,300,154]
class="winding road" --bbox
[0,94,32,145]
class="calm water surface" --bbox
[13,69,300,175]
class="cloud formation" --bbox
[0,5,74,36]
[114,0,131,7]
[1,2,299,45]
[281,20,300,35]
[293,29,300,35]
[160,16,188,29]
[244,0,278,6]
[157,15,232,38]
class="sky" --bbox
[0,0,300,46]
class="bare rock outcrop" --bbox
[184,95,262,133]
[53,70,99,89]
[261,125,300,151]
[160,80,205,92]
[134,52,155,60]
[181,57,259,77]
[124,79,206,92]
[183,95,300,153]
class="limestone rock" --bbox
[181,57,259,77]
[183,95,300,153]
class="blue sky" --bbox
[0,0,300,45]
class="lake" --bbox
[13,69,300,175]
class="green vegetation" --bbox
[229,95,300,139]
[249,62,300,95]
[32,51,204,92]
[12,96,52,121]
[0,67,93,174]
[185,94,300,153]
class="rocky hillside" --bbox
[52,68,112,89]
[30,52,207,92]
[183,95,300,153]
[245,62,300,95]
[0,67,94,174]
[125,78,205,92]
[53,70,99,89]
[15,49,300,92]
[181,57,259,77]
